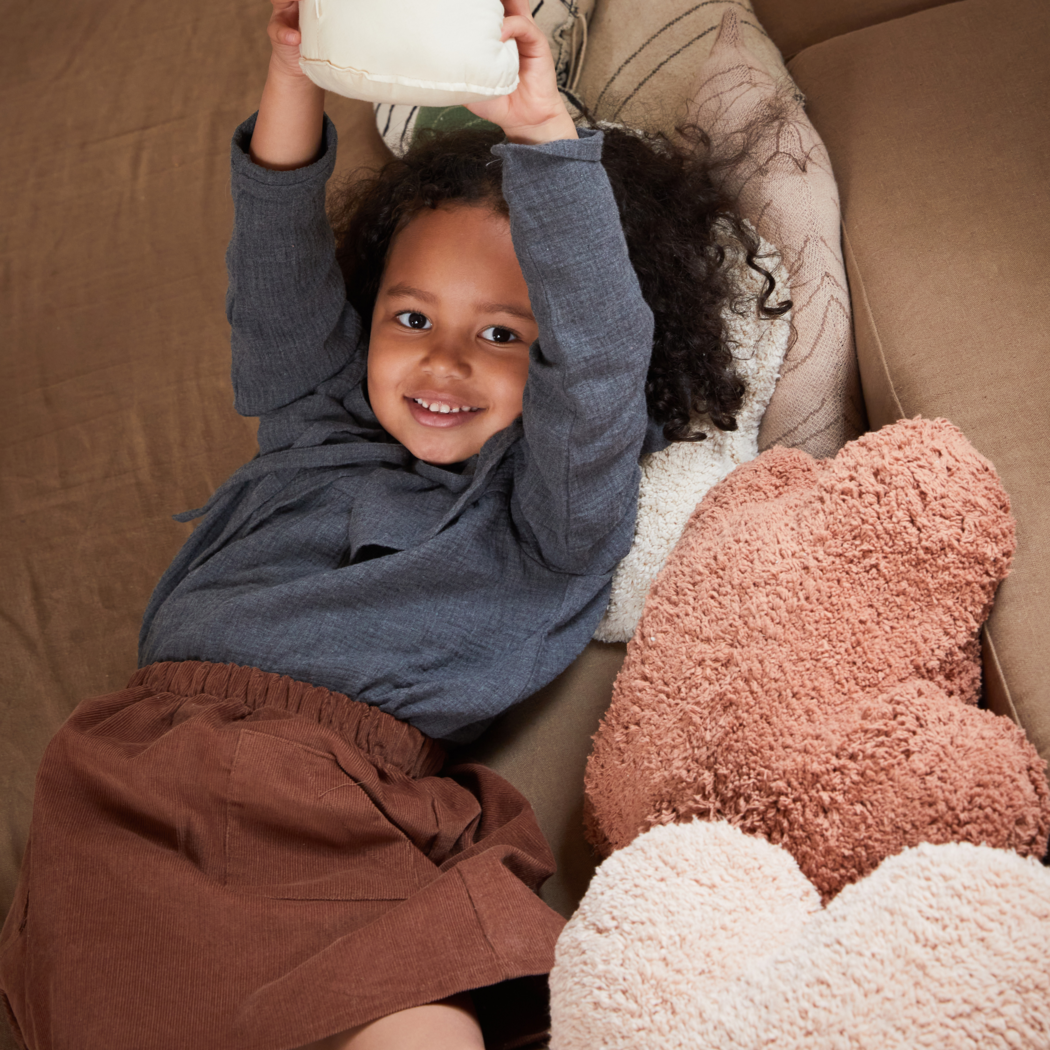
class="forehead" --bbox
[380,203,526,300]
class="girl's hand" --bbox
[266,0,310,81]
[466,0,577,145]
[251,0,326,170]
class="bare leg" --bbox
[295,993,485,1050]
[325,97,396,184]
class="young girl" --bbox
[0,2,783,1048]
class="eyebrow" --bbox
[476,299,536,323]
[385,283,535,324]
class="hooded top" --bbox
[139,114,657,743]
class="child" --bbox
[0,2,784,1048]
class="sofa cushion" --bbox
[458,640,629,918]
[0,0,268,986]
[787,0,1050,772]
[575,4,865,460]
[751,0,957,59]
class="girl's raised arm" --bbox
[224,1,363,440]
[466,0,577,145]
[251,0,325,170]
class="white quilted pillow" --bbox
[594,232,790,643]
[298,0,519,106]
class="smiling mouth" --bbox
[410,397,482,415]
[406,396,483,428]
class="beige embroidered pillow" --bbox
[687,10,864,457]
[575,0,787,132]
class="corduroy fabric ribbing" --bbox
[0,662,565,1050]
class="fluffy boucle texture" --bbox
[594,233,790,643]
[550,820,1050,1050]
[585,417,1050,898]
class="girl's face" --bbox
[367,203,537,465]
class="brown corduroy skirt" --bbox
[0,662,565,1050]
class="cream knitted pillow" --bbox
[594,231,790,643]
[299,0,519,106]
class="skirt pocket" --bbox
[223,727,433,900]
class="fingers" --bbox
[266,0,312,81]
[470,3,576,144]
[500,13,550,60]
[268,0,303,49]
[268,22,301,49]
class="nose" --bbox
[420,335,471,379]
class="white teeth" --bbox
[413,398,479,414]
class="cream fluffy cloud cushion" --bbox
[550,820,1050,1050]
[298,0,519,105]
[594,233,790,643]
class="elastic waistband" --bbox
[129,661,446,778]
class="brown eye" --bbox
[481,325,518,344]
[395,311,432,330]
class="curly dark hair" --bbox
[329,122,789,442]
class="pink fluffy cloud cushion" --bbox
[584,417,1050,900]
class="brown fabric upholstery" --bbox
[789,0,1050,768]
[3,1,1048,1044]
[0,1,390,931]
[2,0,262,925]
[752,0,956,58]
[457,641,629,919]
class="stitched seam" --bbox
[842,226,904,424]
[982,626,1020,724]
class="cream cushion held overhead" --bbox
[297,0,520,105]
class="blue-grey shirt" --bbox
[139,114,657,743]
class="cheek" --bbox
[365,341,399,399]
[494,355,530,416]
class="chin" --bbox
[404,437,478,465]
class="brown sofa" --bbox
[2,0,1047,1044]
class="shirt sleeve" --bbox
[225,113,365,433]
[494,129,654,576]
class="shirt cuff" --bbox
[230,111,338,195]
[490,125,603,164]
